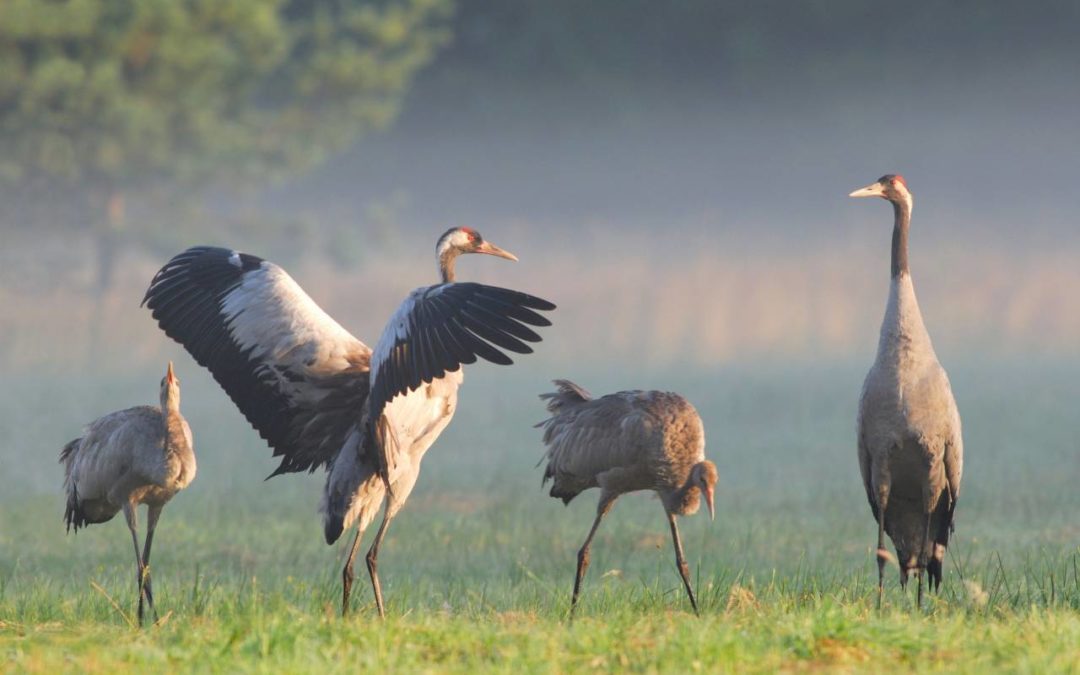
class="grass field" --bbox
[1,359,1079,672]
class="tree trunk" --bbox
[96,191,125,294]
[88,190,125,366]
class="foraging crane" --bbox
[850,174,963,608]
[142,228,555,617]
[60,362,196,625]
[537,380,717,615]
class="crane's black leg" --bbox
[141,505,162,623]
[341,527,364,617]
[366,508,394,619]
[917,568,924,609]
[875,491,889,610]
[928,498,956,594]
[917,510,932,609]
[122,502,148,626]
[667,512,699,615]
[570,495,615,618]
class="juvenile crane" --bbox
[60,362,196,624]
[142,228,555,617]
[537,380,717,615]
[851,174,963,608]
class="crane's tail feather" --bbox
[321,485,370,545]
[59,438,86,533]
[536,379,592,419]
[535,379,592,504]
[62,482,88,533]
[58,437,80,466]
[927,499,956,591]
[321,485,384,545]
[320,443,384,545]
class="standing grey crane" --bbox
[60,362,196,624]
[536,380,718,615]
[141,228,555,617]
[851,174,963,608]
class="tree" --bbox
[0,0,451,289]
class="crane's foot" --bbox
[677,561,700,616]
[875,549,889,610]
[569,547,590,620]
[144,578,157,624]
[135,564,151,627]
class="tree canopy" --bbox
[0,0,450,215]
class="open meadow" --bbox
[2,359,1078,672]
[2,2,1080,672]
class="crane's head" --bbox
[437,227,518,261]
[159,361,181,411]
[849,174,912,207]
[436,227,518,282]
[692,460,718,521]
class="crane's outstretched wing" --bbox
[143,246,372,476]
[368,282,555,482]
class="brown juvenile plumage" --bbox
[60,362,196,625]
[537,379,718,615]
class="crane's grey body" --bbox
[541,386,707,511]
[60,363,195,624]
[538,380,717,614]
[852,175,963,606]
[321,368,463,543]
[143,229,554,617]
[61,406,194,526]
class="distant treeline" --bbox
[403,0,1080,126]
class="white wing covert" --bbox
[143,246,371,475]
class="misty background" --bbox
[2,0,1080,372]
[1,1,1079,514]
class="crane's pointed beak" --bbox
[704,485,715,521]
[166,361,176,384]
[849,182,886,198]
[475,240,518,262]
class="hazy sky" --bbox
[4,3,1080,371]
[269,2,1080,241]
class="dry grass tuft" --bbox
[725,583,759,613]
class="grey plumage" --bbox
[851,174,964,607]
[60,362,196,624]
[537,380,718,614]
[142,229,554,618]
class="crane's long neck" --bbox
[891,198,911,279]
[160,388,185,448]
[878,194,935,367]
[161,387,180,417]
[439,248,459,283]
[669,474,702,516]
